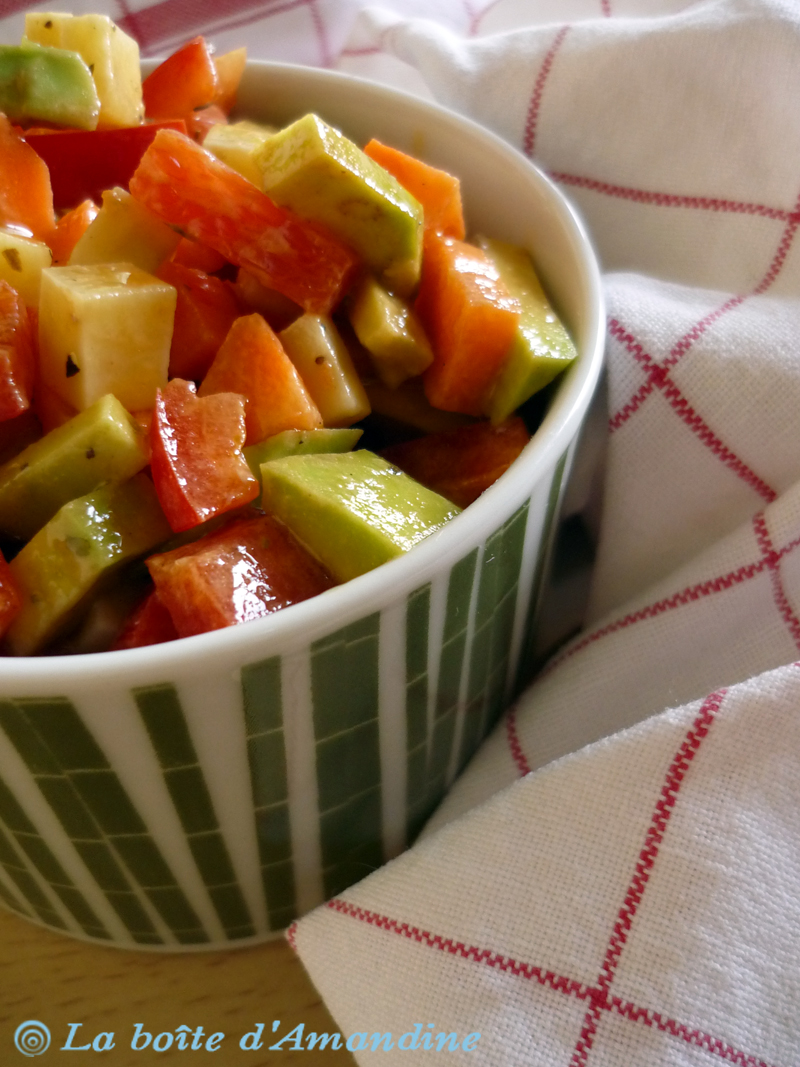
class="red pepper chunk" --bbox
[416,231,520,416]
[112,591,178,650]
[25,121,187,212]
[150,378,259,533]
[129,129,359,314]
[146,514,334,637]
[0,281,36,422]
[156,261,242,381]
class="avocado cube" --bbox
[69,187,180,274]
[0,39,99,129]
[6,474,171,655]
[25,12,143,128]
[0,230,52,308]
[38,263,176,413]
[476,236,577,424]
[348,274,433,388]
[245,427,362,487]
[0,393,149,542]
[255,113,424,295]
[260,450,460,583]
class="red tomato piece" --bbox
[25,121,186,211]
[416,231,520,416]
[150,378,259,533]
[0,551,21,640]
[143,37,218,121]
[146,513,334,637]
[129,129,358,314]
[0,281,36,422]
[112,590,178,650]
[47,199,99,265]
[156,261,242,381]
[382,416,530,508]
[0,116,55,240]
[198,314,322,444]
[364,139,465,240]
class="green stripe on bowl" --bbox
[514,449,569,691]
[9,697,207,945]
[311,615,382,899]
[405,584,430,843]
[241,656,296,931]
[134,684,256,940]
[0,819,68,930]
[0,699,158,943]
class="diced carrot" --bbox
[416,231,520,415]
[0,551,21,640]
[364,139,465,240]
[150,378,259,533]
[112,590,178,649]
[143,37,218,121]
[129,129,358,314]
[0,116,55,240]
[382,416,530,508]
[213,48,247,114]
[0,281,35,422]
[186,104,228,144]
[198,313,322,444]
[156,260,242,381]
[146,513,334,638]
[47,199,99,265]
[170,236,228,274]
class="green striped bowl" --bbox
[0,63,604,948]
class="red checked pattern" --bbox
[309,690,784,1065]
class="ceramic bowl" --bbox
[0,61,604,949]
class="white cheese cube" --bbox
[38,263,176,412]
[0,229,52,307]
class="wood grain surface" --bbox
[0,907,355,1064]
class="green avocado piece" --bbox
[255,113,423,295]
[476,236,577,424]
[245,427,362,484]
[6,473,171,655]
[348,274,433,388]
[0,393,149,542]
[260,450,460,583]
[0,40,100,130]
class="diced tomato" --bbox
[382,416,530,508]
[186,104,228,144]
[364,139,465,240]
[0,551,21,640]
[170,236,228,274]
[47,199,99,265]
[146,513,334,637]
[25,121,187,211]
[156,261,242,381]
[199,314,322,444]
[0,281,36,422]
[0,116,55,240]
[416,231,520,415]
[143,37,218,121]
[213,48,247,114]
[129,129,359,314]
[112,590,178,649]
[150,378,259,533]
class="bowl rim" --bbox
[0,60,605,685]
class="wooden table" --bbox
[0,907,355,1063]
